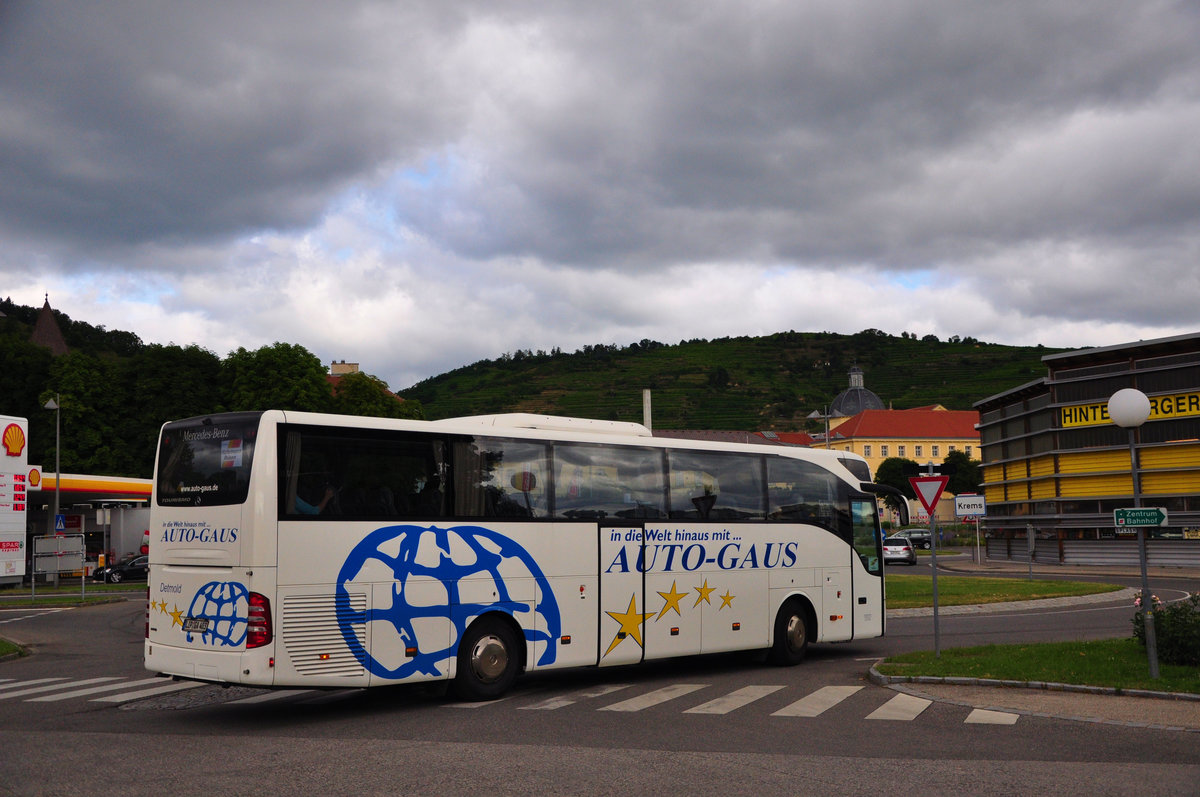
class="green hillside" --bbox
[400,329,1064,430]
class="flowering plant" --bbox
[1131,591,1200,666]
[1133,591,1162,610]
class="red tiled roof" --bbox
[655,430,791,446]
[830,408,979,440]
[757,431,816,446]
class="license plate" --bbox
[183,617,209,633]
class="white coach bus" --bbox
[145,411,892,700]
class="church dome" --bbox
[830,366,885,416]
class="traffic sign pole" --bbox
[910,474,950,658]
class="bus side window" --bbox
[767,457,839,531]
[280,426,448,521]
[553,443,665,520]
[667,451,764,520]
[452,437,550,519]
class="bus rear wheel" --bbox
[768,599,810,666]
[454,617,520,701]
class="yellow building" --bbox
[976,332,1200,565]
[820,406,980,478]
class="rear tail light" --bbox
[246,592,273,649]
[145,587,151,638]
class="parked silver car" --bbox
[882,536,917,566]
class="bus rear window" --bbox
[156,413,262,507]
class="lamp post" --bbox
[43,394,61,534]
[806,407,844,449]
[1107,387,1158,679]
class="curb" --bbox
[868,664,1200,703]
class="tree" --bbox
[119,344,224,473]
[44,352,127,475]
[331,371,424,420]
[873,457,919,514]
[943,449,982,495]
[222,343,332,413]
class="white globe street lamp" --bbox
[1107,388,1152,430]
[1107,387,1158,679]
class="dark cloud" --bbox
[1,0,1197,385]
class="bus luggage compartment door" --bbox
[599,526,645,667]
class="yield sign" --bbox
[909,476,950,515]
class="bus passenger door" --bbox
[850,497,885,638]
[598,525,645,667]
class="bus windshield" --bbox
[156,413,262,508]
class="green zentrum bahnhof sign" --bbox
[1114,507,1168,527]
[1061,390,1200,428]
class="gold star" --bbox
[603,594,654,657]
[693,579,715,607]
[655,580,688,619]
[168,604,184,628]
[719,590,735,610]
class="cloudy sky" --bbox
[2,1,1198,390]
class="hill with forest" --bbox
[2,296,1067,476]
[400,329,1065,431]
[0,298,420,477]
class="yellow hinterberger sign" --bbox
[1062,390,1200,428]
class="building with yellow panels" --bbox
[975,332,1200,565]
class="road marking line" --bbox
[444,697,511,708]
[600,683,707,712]
[866,693,932,721]
[225,689,316,704]
[91,681,207,702]
[965,708,1020,725]
[0,678,115,700]
[685,685,785,715]
[521,684,632,710]
[0,678,65,692]
[772,685,863,717]
[29,678,165,701]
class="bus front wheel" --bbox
[454,617,520,701]
[768,599,810,666]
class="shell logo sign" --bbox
[3,423,26,457]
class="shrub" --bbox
[1132,591,1200,667]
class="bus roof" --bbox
[431,413,652,437]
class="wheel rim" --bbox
[470,634,509,684]
[784,613,806,653]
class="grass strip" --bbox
[877,638,1200,695]
[885,574,1123,609]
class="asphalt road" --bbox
[1,564,1198,796]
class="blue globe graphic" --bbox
[185,581,248,647]
[336,524,562,680]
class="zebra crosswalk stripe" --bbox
[225,689,315,704]
[521,684,632,711]
[685,684,785,715]
[30,677,166,701]
[771,685,863,717]
[865,693,932,721]
[90,680,206,702]
[0,678,117,701]
[966,708,1019,725]
[0,678,65,693]
[599,683,707,712]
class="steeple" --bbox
[31,296,70,356]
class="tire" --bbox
[768,598,810,666]
[109,571,122,583]
[454,616,520,701]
